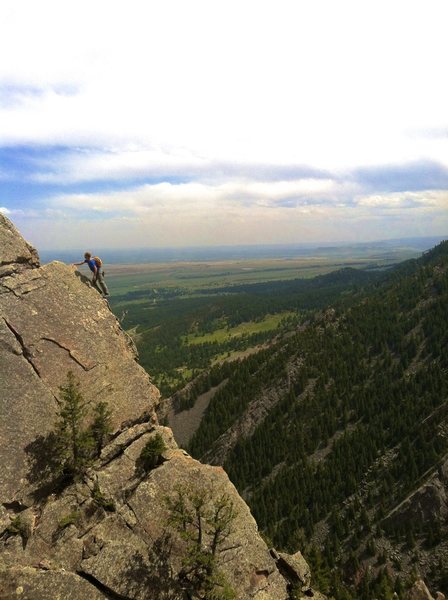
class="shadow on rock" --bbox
[24,433,71,501]
[74,270,93,288]
[124,533,184,600]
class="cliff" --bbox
[0,214,322,599]
[184,242,448,597]
[0,213,160,506]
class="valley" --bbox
[107,250,398,397]
[107,240,448,598]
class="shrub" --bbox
[92,482,116,512]
[138,433,167,472]
[6,516,26,537]
[90,401,113,458]
[54,372,93,479]
[58,511,81,529]
[51,372,113,482]
[165,486,237,600]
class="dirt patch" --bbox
[166,381,227,447]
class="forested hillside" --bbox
[111,266,381,396]
[187,242,448,598]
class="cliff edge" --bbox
[0,215,321,599]
[0,213,160,506]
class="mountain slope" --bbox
[188,241,448,597]
[0,214,316,600]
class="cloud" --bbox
[0,206,66,219]
[28,146,336,186]
[10,182,447,251]
[354,161,448,193]
[357,190,448,212]
[32,180,445,246]
[1,2,448,168]
[1,1,448,247]
[47,177,352,216]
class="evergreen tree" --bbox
[90,401,113,457]
[165,486,237,600]
[54,371,93,479]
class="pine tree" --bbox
[90,401,113,457]
[165,486,237,599]
[55,371,93,479]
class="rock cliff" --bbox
[0,213,160,506]
[0,215,321,599]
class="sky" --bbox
[0,0,447,249]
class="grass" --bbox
[183,312,293,345]
[106,256,399,296]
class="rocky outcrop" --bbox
[0,214,160,505]
[0,565,108,600]
[0,424,290,599]
[383,458,448,531]
[202,357,303,465]
[0,213,39,278]
[0,215,314,599]
[270,548,312,593]
[405,580,446,600]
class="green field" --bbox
[183,312,293,345]
[105,255,400,297]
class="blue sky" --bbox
[0,0,447,249]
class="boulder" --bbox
[275,550,312,591]
[270,548,326,598]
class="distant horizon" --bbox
[38,233,448,252]
[38,234,447,265]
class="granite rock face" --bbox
[271,549,311,593]
[0,214,159,504]
[0,213,39,278]
[0,215,309,599]
[0,566,107,600]
[383,457,448,531]
[0,425,290,600]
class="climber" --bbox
[73,252,110,297]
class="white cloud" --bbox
[1,1,448,171]
[357,190,448,211]
[48,177,352,216]
[1,1,448,247]
[30,147,208,184]
[17,180,438,249]
[1,207,68,219]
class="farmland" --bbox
[106,255,398,299]
[106,247,410,397]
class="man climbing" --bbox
[73,252,110,297]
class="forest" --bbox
[110,266,382,396]
[186,244,448,598]
[109,242,448,598]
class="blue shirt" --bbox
[85,259,98,273]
